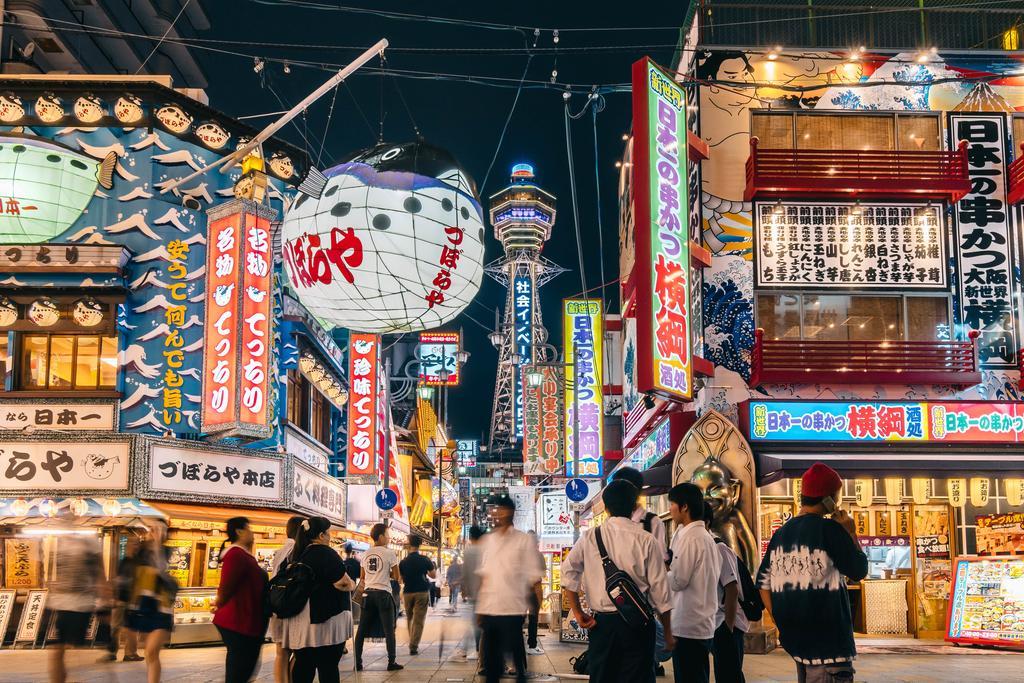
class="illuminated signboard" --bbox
[417,331,460,386]
[456,439,479,467]
[631,57,692,401]
[564,299,603,478]
[513,272,533,438]
[610,417,672,477]
[747,400,1024,443]
[947,557,1024,648]
[200,200,276,439]
[346,333,380,476]
[522,365,564,477]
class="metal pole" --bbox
[159,38,388,195]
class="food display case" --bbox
[170,587,219,645]
[946,556,1024,649]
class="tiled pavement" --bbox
[1,603,1021,681]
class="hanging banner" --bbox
[15,590,46,643]
[508,485,536,533]
[949,113,1015,368]
[346,333,380,477]
[522,365,564,477]
[4,539,39,588]
[564,299,604,478]
[884,478,904,506]
[854,479,873,508]
[1006,478,1024,507]
[970,478,991,507]
[513,272,533,439]
[631,57,693,401]
[911,479,934,505]
[948,478,967,507]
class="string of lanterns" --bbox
[298,352,348,408]
[0,295,105,328]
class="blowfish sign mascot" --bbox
[281,141,485,333]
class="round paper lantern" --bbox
[72,298,104,327]
[281,141,485,333]
[0,296,16,327]
[27,298,59,326]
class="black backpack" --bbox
[716,539,764,622]
[570,650,590,675]
[266,552,316,618]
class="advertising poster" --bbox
[564,299,604,478]
[254,546,277,575]
[946,557,1024,647]
[4,539,39,588]
[977,513,1024,556]
[521,365,564,476]
[165,539,193,587]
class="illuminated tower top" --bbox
[488,164,557,255]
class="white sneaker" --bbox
[450,650,467,662]
[466,651,478,661]
[526,646,545,655]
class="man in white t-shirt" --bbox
[354,523,403,672]
[705,502,747,683]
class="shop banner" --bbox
[610,416,672,478]
[4,539,38,588]
[346,333,380,477]
[947,557,1024,647]
[285,428,330,473]
[416,331,461,386]
[15,589,46,642]
[976,512,1024,556]
[149,445,283,502]
[755,202,946,289]
[513,273,533,438]
[538,491,572,544]
[0,402,115,431]
[292,461,346,524]
[508,485,536,533]
[748,400,1024,443]
[0,590,15,643]
[522,365,564,477]
[0,441,129,490]
[564,299,604,478]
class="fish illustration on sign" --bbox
[0,133,116,243]
[114,95,144,124]
[34,93,64,123]
[73,94,105,124]
[195,122,230,149]
[268,151,294,179]
[0,93,25,122]
[155,105,193,134]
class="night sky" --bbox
[197,1,684,443]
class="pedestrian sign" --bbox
[565,478,589,502]
[375,488,398,511]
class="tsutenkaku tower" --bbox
[486,164,565,457]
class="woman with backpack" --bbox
[270,516,305,683]
[213,517,269,683]
[279,516,355,683]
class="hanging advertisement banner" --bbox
[754,202,946,289]
[948,478,967,507]
[747,400,1024,443]
[949,113,1015,369]
[513,272,533,439]
[201,199,277,439]
[522,365,564,477]
[416,331,461,386]
[564,299,603,478]
[631,57,692,401]
[854,479,873,508]
[346,333,380,477]
[508,485,536,533]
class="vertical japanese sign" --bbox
[631,57,692,400]
[513,272,533,439]
[346,333,379,477]
[564,299,603,478]
[201,199,277,438]
[949,113,1016,368]
[162,238,190,428]
[522,365,564,476]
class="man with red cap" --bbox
[756,463,867,683]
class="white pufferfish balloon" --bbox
[281,141,485,333]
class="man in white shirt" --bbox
[562,479,674,682]
[354,523,404,672]
[704,502,747,683]
[612,466,669,557]
[668,483,720,683]
[476,495,545,683]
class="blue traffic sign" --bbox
[375,488,399,511]
[565,478,589,503]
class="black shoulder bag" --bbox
[594,526,655,628]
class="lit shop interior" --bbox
[758,476,1024,643]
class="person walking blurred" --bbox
[562,480,674,683]
[475,495,544,683]
[354,523,403,672]
[127,521,177,683]
[270,516,304,683]
[280,517,355,683]
[398,535,436,655]
[214,517,269,683]
[524,531,546,656]
[113,535,144,662]
[446,558,463,606]
[450,526,484,662]
[48,512,103,683]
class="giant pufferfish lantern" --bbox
[281,141,485,333]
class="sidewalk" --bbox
[0,602,1020,681]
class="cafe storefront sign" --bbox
[291,461,346,524]
[0,402,116,431]
[0,440,130,490]
[147,444,283,503]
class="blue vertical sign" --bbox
[513,273,533,439]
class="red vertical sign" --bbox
[346,333,379,476]
[239,212,273,426]
[202,212,242,431]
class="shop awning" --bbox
[0,497,164,528]
[145,500,301,530]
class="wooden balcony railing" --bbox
[1009,143,1024,206]
[744,138,971,202]
[749,328,981,387]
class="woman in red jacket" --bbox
[213,517,268,683]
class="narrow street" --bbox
[0,603,1020,682]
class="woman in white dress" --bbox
[269,516,304,683]
[280,517,355,683]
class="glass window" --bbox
[756,294,801,339]
[310,389,329,446]
[287,369,305,429]
[14,334,118,391]
[0,333,8,380]
[75,336,100,389]
[907,297,950,342]
[21,335,48,389]
[897,114,940,151]
[751,113,793,149]
[758,294,947,342]
[49,336,74,389]
[99,336,117,388]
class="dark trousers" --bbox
[526,593,540,649]
[672,636,712,683]
[216,625,264,683]
[480,614,527,683]
[712,624,745,683]
[587,613,655,683]
[291,643,343,683]
[355,590,397,664]
[449,585,460,604]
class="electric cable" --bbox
[590,95,609,312]
[480,53,534,193]
[563,99,588,303]
[134,0,193,74]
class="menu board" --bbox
[165,540,193,587]
[946,557,1024,648]
[560,547,589,644]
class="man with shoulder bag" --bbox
[562,479,674,682]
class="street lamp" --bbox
[457,349,470,364]
[510,353,522,365]
[526,367,544,388]
[417,385,434,400]
[488,330,502,348]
